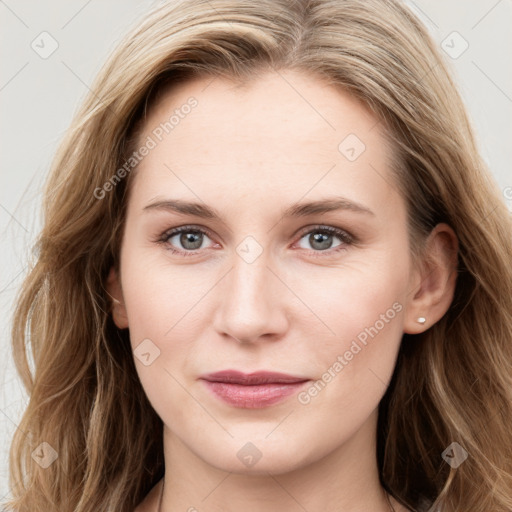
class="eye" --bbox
[295,225,353,255]
[156,224,354,257]
[157,225,215,256]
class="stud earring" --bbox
[416,317,426,324]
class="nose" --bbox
[212,249,289,345]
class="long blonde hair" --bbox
[5,0,512,511]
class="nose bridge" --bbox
[230,245,269,306]
[213,238,287,343]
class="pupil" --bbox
[311,232,332,250]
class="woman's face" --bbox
[109,69,423,474]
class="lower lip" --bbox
[201,380,310,409]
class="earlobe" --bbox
[106,266,129,329]
[403,223,459,334]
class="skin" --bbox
[107,69,458,512]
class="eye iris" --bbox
[310,232,333,250]
[180,231,202,250]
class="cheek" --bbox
[119,250,205,418]
[120,242,208,341]
[295,252,408,414]
[119,245,219,414]
[291,244,408,344]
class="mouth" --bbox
[200,370,311,409]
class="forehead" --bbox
[129,69,398,214]
[141,69,385,148]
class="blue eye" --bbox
[296,225,353,254]
[157,224,354,257]
[158,225,214,256]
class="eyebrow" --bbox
[143,197,375,219]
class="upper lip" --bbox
[200,370,309,385]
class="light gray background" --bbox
[1,0,511,503]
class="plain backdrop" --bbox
[1,0,511,503]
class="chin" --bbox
[194,435,318,476]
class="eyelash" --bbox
[156,224,355,258]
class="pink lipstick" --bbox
[200,370,310,409]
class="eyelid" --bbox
[294,224,354,243]
[158,224,216,242]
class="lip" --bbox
[200,370,310,409]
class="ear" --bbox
[404,223,459,334]
[106,266,129,329]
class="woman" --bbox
[5,0,512,511]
